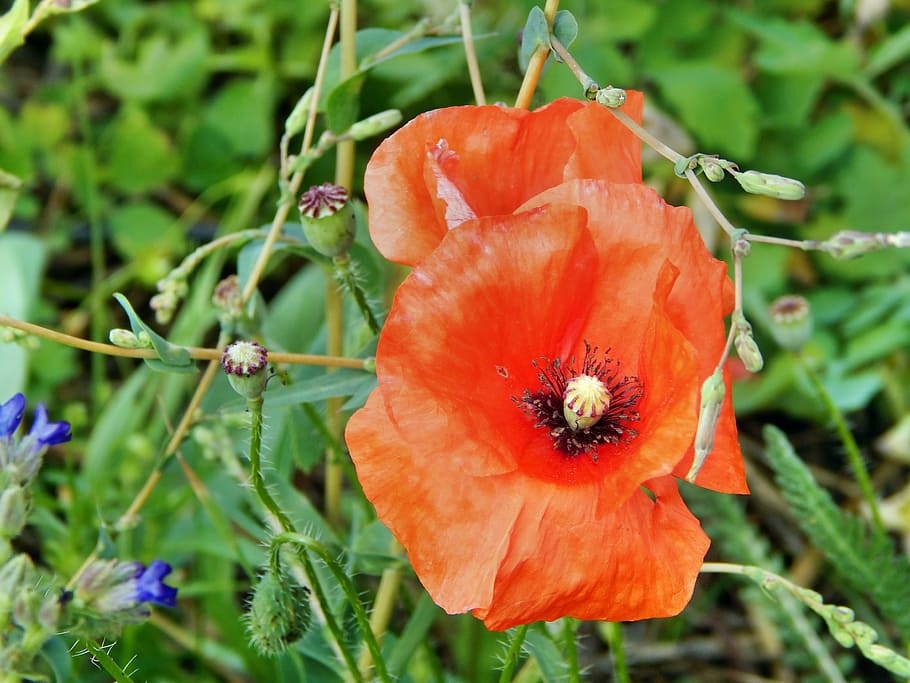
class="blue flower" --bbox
[28,402,71,448]
[0,394,25,438]
[133,560,178,607]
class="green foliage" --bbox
[763,425,910,642]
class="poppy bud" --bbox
[563,374,610,431]
[346,109,403,141]
[730,169,806,200]
[686,369,725,483]
[768,295,812,352]
[298,183,356,257]
[284,87,315,137]
[221,341,269,400]
[595,86,627,108]
[246,570,311,656]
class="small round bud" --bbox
[346,109,403,141]
[109,328,148,349]
[595,86,627,108]
[769,295,812,352]
[212,274,246,330]
[221,341,269,399]
[563,374,610,431]
[732,237,751,258]
[699,156,725,182]
[731,169,806,200]
[298,183,356,257]
[734,330,764,373]
[284,87,315,137]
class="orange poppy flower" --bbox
[363,94,644,266]
[346,179,746,629]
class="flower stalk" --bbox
[498,624,530,683]
[514,0,560,109]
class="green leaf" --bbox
[325,72,366,135]
[867,23,910,78]
[0,0,28,65]
[260,370,373,408]
[386,594,440,676]
[523,627,569,682]
[101,105,181,193]
[649,63,759,159]
[108,201,184,263]
[552,10,578,50]
[112,292,194,372]
[519,6,549,73]
[202,77,276,157]
[0,232,46,393]
[40,636,74,683]
[763,425,910,641]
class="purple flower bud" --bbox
[0,394,25,438]
[28,403,71,448]
[134,560,178,607]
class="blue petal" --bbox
[29,403,71,447]
[0,394,26,437]
[134,560,178,607]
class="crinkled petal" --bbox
[474,476,710,629]
[365,96,644,265]
[376,203,596,478]
[518,180,746,493]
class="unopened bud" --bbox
[222,341,269,400]
[769,295,812,352]
[346,109,402,141]
[298,183,356,257]
[0,554,32,622]
[246,571,311,656]
[284,87,315,137]
[109,328,149,349]
[0,486,27,541]
[699,156,725,182]
[686,368,725,483]
[595,86,627,108]
[820,230,890,260]
[731,169,806,200]
[734,327,764,373]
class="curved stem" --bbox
[459,1,486,105]
[241,3,339,303]
[514,0,560,109]
[273,533,392,683]
[357,540,403,676]
[797,354,885,534]
[0,314,368,369]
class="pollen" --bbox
[563,374,611,431]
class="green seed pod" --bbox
[221,341,269,400]
[346,109,402,141]
[731,169,806,200]
[769,295,812,352]
[298,183,356,258]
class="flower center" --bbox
[514,342,642,460]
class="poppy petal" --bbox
[473,475,710,629]
[365,96,644,265]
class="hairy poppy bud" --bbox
[730,169,806,200]
[769,295,812,352]
[347,109,403,141]
[222,341,269,400]
[595,86,627,108]
[246,570,311,656]
[298,183,356,257]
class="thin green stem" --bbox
[797,355,886,534]
[514,0,559,108]
[499,624,530,683]
[562,618,581,683]
[604,622,631,683]
[272,533,392,683]
[247,396,293,531]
